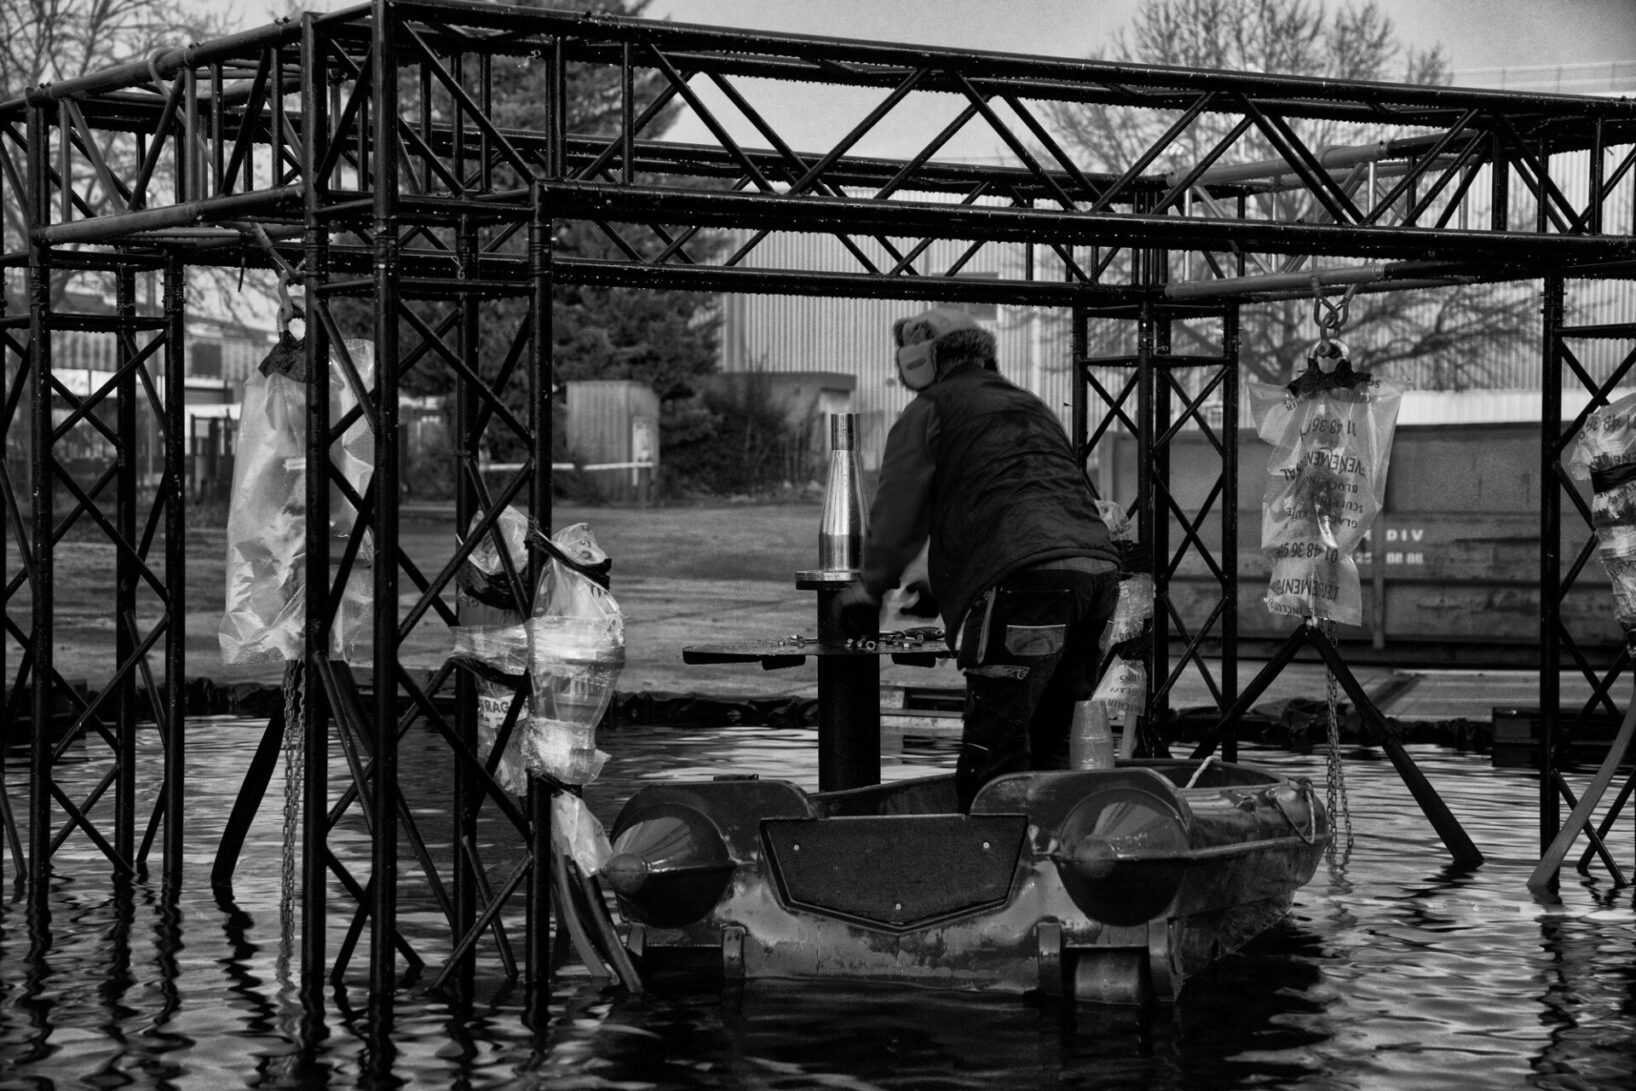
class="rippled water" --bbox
[2,721,1634,1089]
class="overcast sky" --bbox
[192,0,1635,161]
[201,0,1636,84]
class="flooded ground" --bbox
[2,720,1634,1089]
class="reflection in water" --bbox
[0,724,1633,1088]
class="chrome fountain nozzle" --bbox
[817,413,869,577]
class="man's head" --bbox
[893,307,996,390]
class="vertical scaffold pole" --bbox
[1071,300,1088,473]
[1540,274,1565,853]
[299,11,331,1006]
[450,210,480,997]
[525,176,555,1026]
[369,0,404,1014]
[1221,304,1241,764]
[162,255,187,888]
[116,268,138,869]
[1135,295,1158,751]
[26,98,54,917]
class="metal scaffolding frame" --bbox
[3,0,1636,1014]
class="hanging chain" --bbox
[1311,279,1358,349]
[1319,618,1354,868]
[278,658,306,977]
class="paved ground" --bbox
[189,566,1594,725]
[606,574,1597,726]
[66,497,1588,727]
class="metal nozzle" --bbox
[818,413,869,574]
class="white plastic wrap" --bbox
[219,339,375,665]
[1091,658,1146,725]
[448,505,535,794]
[1249,372,1402,626]
[551,792,614,877]
[1103,572,1155,649]
[523,524,625,785]
[450,504,533,676]
[1570,391,1636,639]
[1093,499,1136,543]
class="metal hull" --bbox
[608,760,1329,1004]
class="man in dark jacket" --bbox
[840,306,1121,811]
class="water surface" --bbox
[2,722,1633,1089]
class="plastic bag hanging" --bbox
[450,504,533,794]
[1567,389,1636,643]
[523,523,624,785]
[219,337,376,665]
[1248,340,1402,626]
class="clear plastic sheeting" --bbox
[1568,390,1636,641]
[524,524,625,785]
[551,791,614,877]
[451,505,533,795]
[1093,499,1134,544]
[1249,370,1402,626]
[450,505,532,676]
[1091,658,1146,729]
[1104,573,1155,649]
[219,339,375,665]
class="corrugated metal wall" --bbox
[717,148,1636,462]
[565,379,661,501]
[719,231,1077,469]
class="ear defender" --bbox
[893,316,940,391]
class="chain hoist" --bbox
[1319,618,1354,868]
[1309,279,1358,871]
[278,658,306,978]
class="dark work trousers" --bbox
[954,563,1120,811]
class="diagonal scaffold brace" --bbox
[1189,618,1484,869]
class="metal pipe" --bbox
[299,10,330,1008]
[1167,263,1388,300]
[536,183,1636,266]
[35,187,304,245]
[162,253,186,889]
[1221,304,1240,764]
[527,178,554,1002]
[1540,275,1565,855]
[115,268,138,869]
[26,99,54,916]
[368,0,402,1012]
[450,212,480,997]
[390,0,1636,118]
[8,21,305,110]
[817,413,868,575]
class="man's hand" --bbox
[836,581,881,640]
[899,578,940,619]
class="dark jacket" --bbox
[860,362,1117,636]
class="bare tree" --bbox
[1,0,234,307]
[1045,0,1535,389]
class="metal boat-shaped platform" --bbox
[604,759,1329,1004]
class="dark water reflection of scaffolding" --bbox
[1,720,1632,1090]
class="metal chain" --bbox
[278,658,306,978]
[1320,619,1354,867]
